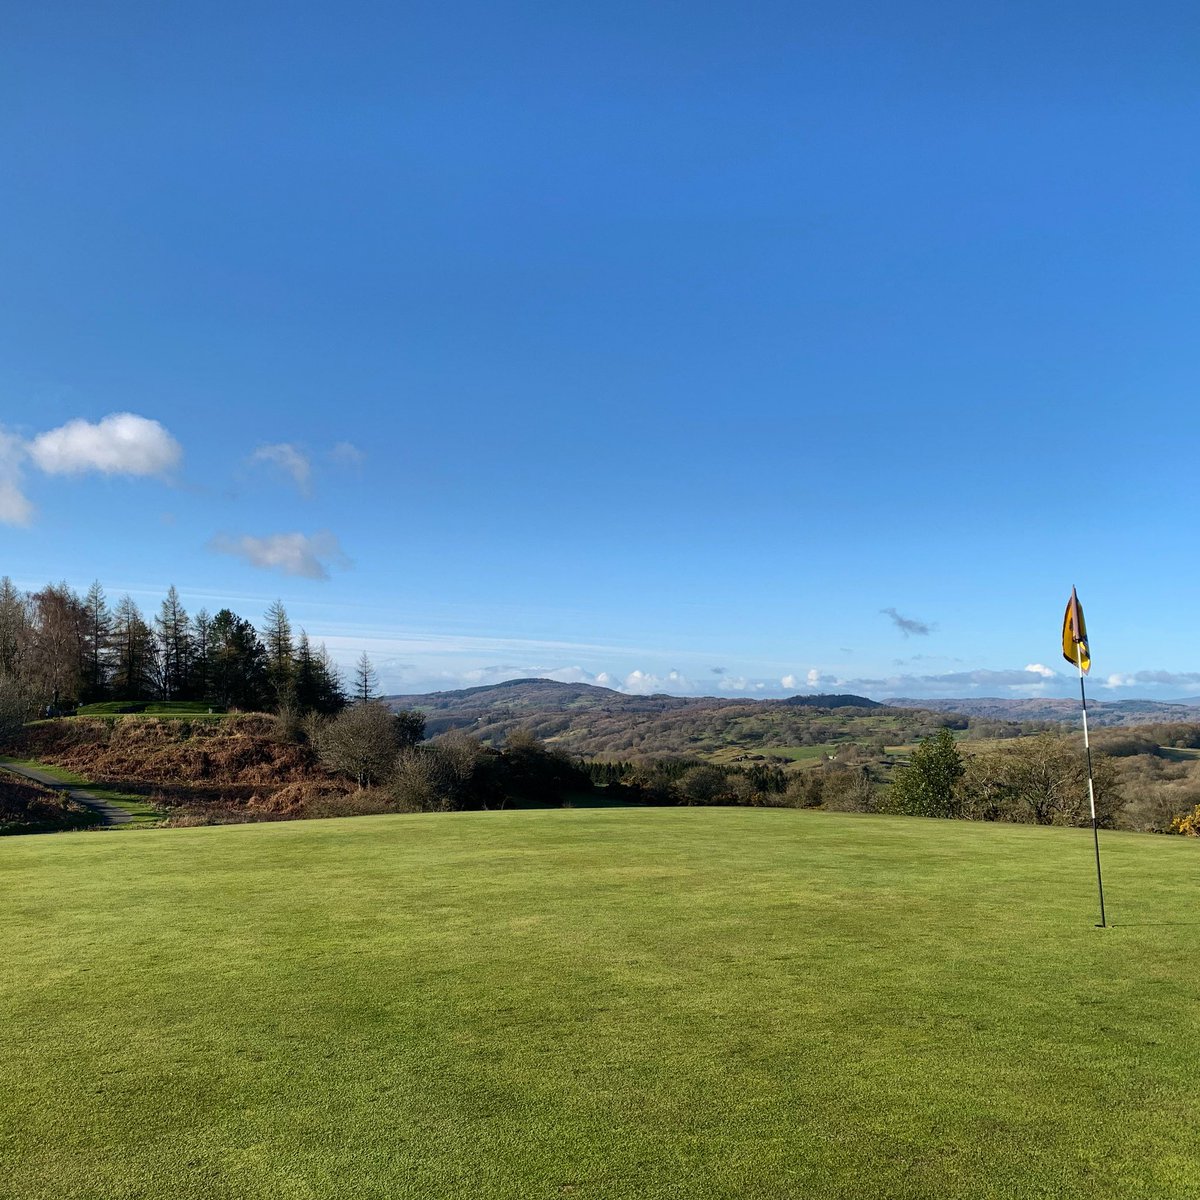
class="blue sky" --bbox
[3,2,1198,700]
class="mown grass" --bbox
[2,809,1198,1199]
[74,700,231,718]
[0,757,164,825]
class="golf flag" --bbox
[1062,587,1090,674]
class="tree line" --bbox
[0,577,360,716]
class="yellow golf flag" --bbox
[1062,587,1090,674]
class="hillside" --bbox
[382,679,925,759]
[887,695,1200,726]
[12,715,358,824]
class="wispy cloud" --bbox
[250,443,312,496]
[28,413,181,477]
[209,530,350,580]
[881,607,933,637]
[716,675,768,693]
[329,441,366,467]
[0,430,33,526]
[1103,669,1200,689]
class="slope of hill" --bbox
[887,695,1200,726]
[15,715,356,823]
[384,679,932,759]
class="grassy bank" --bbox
[2,808,1198,1198]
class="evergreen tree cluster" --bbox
[0,577,347,715]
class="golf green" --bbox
[3,808,1198,1199]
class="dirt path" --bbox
[0,762,133,827]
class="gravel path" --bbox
[0,762,133,827]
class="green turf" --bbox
[0,757,164,825]
[73,700,231,718]
[1157,747,1200,762]
[2,809,1198,1199]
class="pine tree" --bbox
[353,651,378,704]
[189,609,213,701]
[315,643,346,714]
[80,580,112,702]
[261,599,295,711]
[111,596,158,700]
[155,585,191,699]
[208,609,269,711]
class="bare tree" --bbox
[30,583,84,709]
[318,702,399,787]
[0,577,32,706]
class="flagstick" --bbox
[1077,657,1107,928]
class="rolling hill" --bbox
[382,679,943,759]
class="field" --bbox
[4,809,1199,1199]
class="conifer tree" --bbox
[261,599,296,711]
[353,651,378,704]
[155,585,191,699]
[81,580,112,701]
[111,596,157,700]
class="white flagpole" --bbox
[1076,651,1107,928]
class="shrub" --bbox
[318,703,402,788]
[886,729,964,818]
[1170,804,1200,836]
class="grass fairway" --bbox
[3,811,1199,1200]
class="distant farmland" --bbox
[3,809,1198,1199]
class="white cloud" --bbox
[329,441,366,467]
[717,675,767,692]
[622,669,694,696]
[1024,663,1055,678]
[0,431,33,526]
[1101,669,1200,689]
[209,530,350,580]
[807,668,842,688]
[28,413,181,477]
[251,443,312,496]
[781,674,798,690]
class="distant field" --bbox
[3,810,1198,1199]
[1158,747,1200,762]
[706,744,831,764]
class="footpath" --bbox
[0,761,132,827]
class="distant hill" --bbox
[382,679,919,759]
[885,695,1200,727]
[781,693,882,709]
